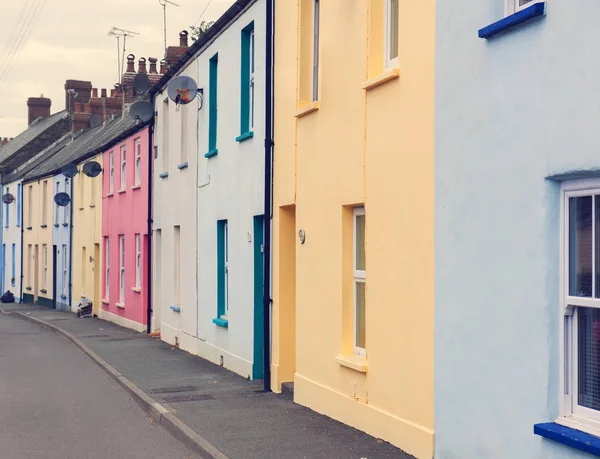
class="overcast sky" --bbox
[0,0,235,138]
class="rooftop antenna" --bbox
[159,0,180,53]
[108,27,140,84]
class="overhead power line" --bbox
[0,0,37,75]
[193,0,213,27]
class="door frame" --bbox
[52,245,57,309]
[253,215,265,379]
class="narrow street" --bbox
[0,312,195,459]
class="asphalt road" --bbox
[0,312,196,459]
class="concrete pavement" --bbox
[0,311,195,459]
[1,303,414,459]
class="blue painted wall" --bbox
[435,1,600,457]
[53,174,70,311]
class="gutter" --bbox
[146,123,154,333]
[262,0,274,392]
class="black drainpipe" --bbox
[263,0,274,392]
[68,177,74,309]
[19,182,24,303]
[146,122,154,334]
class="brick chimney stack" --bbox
[27,95,51,125]
[64,80,92,116]
[165,30,189,68]
[0,137,12,147]
[148,57,162,88]
[72,102,92,133]
[121,54,137,104]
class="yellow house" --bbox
[71,154,103,316]
[271,1,434,457]
[22,176,55,307]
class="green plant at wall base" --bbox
[190,21,215,41]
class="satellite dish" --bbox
[61,163,78,178]
[2,193,14,204]
[133,72,150,95]
[167,76,198,105]
[90,114,102,128]
[54,192,71,207]
[83,161,102,178]
[129,101,154,123]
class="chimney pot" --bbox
[148,57,158,74]
[92,88,98,98]
[101,88,107,98]
[179,30,189,47]
[138,57,147,73]
[126,54,136,73]
[160,59,167,74]
[110,89,116,97]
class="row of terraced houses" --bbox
[2,0,600,457]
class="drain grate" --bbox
[161,393,215,403]
[149,385,201,394]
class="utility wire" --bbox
[0,0,37,77]
[0,0,49,83]
[193,0,213,27]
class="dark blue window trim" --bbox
[479,3,545,39]
[534,422,600,457]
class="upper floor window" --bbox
[42,180,48,225]
[239,22,255,139]
[135,138,141,186]
[506,0,542,15]
[109,151,114,194]
[312,0,320,102]
[163,98,170,171]
[385,0,399,69]
[298,0,320,107]
[16,183,21,227]
[4,187,9,228]
[120,146,127,190]
[354,207,366,356]
[54,182,59,225]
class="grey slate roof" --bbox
[0,111,70,173]
[23,114,143,183]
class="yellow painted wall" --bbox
[72,154,103,314]
[22,177,55,304]
[271,1,435,457]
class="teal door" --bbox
[253,215,265,379]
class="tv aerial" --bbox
[159,0,180,52]
[61,163,78,178]
[167,76,200,107]
[133,71,150,95]
[2,193,14,204]
[83,161,103,178]
[54,192,71,207]
[108,27,140,84]
[129,101,154,123]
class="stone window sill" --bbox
[177,162,188,170]
[89,204,95,208]
[25,286,32,291]
[118,189,126,194]
[40,289,47,294]
[212,317,228,328]
[235,131,254,143]
[132,287,141,293]
[131,185,141,190]
[116,303,125,309]
[478,2,545,39]
[335,354,368,373]
[204,149,219,159]
[106,193,114,197]
[102,299,109,305]
[26,227,32,231]
[62,223,68,227]
[295,102,319,118]
[40,224,47,228]
[159,172,169,179]
[60,295,67,300]
[170,305,181,313]
[534,422,600,457]
[362,68,400,91]
[79,207,84,210]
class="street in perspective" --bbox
[1,0,598,458]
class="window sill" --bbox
[62,223,68,227]
[295,102,319,118]
[26,227,32,231]
[131,185,141,190]
[170,305,181,313]
[16,224,20,228]
[25,286,31,291]
[54,224,59,227]
[106,193,114,197]
[177,162,188,170]
[40,224,47,228]
[89,204,95,208]
[534,422,600,457]
[204,149,219,158]
[478,2,546,39]
[335,354,368,373]
[102,299,109,305]
[159,172,169,179]
[60,295,67,300]
[362,68,400,91]
[235,131,254,143]
[115,303,125,309]
[212,317,229,328]
[11,283,15,287]
[132,287,141,293]
[78,207,84,210]
[40,289,47,294]
[118,189,126,194]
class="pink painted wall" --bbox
[101,126,150,326]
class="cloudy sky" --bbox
[0,0,235,138]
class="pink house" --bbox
[100,123,151,331]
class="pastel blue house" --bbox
[436,0,600,457]
[53,173,71,311]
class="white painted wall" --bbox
[153,0,265,379]
[2,178,22,302]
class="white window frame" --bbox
[135,138,141,186]
[312,0,320,102]
[505,0,543,16]
[558,178,600,437]
[63,180,69,225]
[384,0,399,69]
[62,245,67,296]
[120,146,127,190]
[54,182,59,225]
[109,151,114,194]
[353,207,366,357]
[105,237,110,299]
[43,244,47,289]
[250,29,255,131]
[224,222,229,316]
[28,185,32,227]
[119,235,125,304]
[27,245,32,286]
[135,234,141,289]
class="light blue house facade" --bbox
[53,173,71,311]
[436,1,600,458]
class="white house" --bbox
[152,0,266,379]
